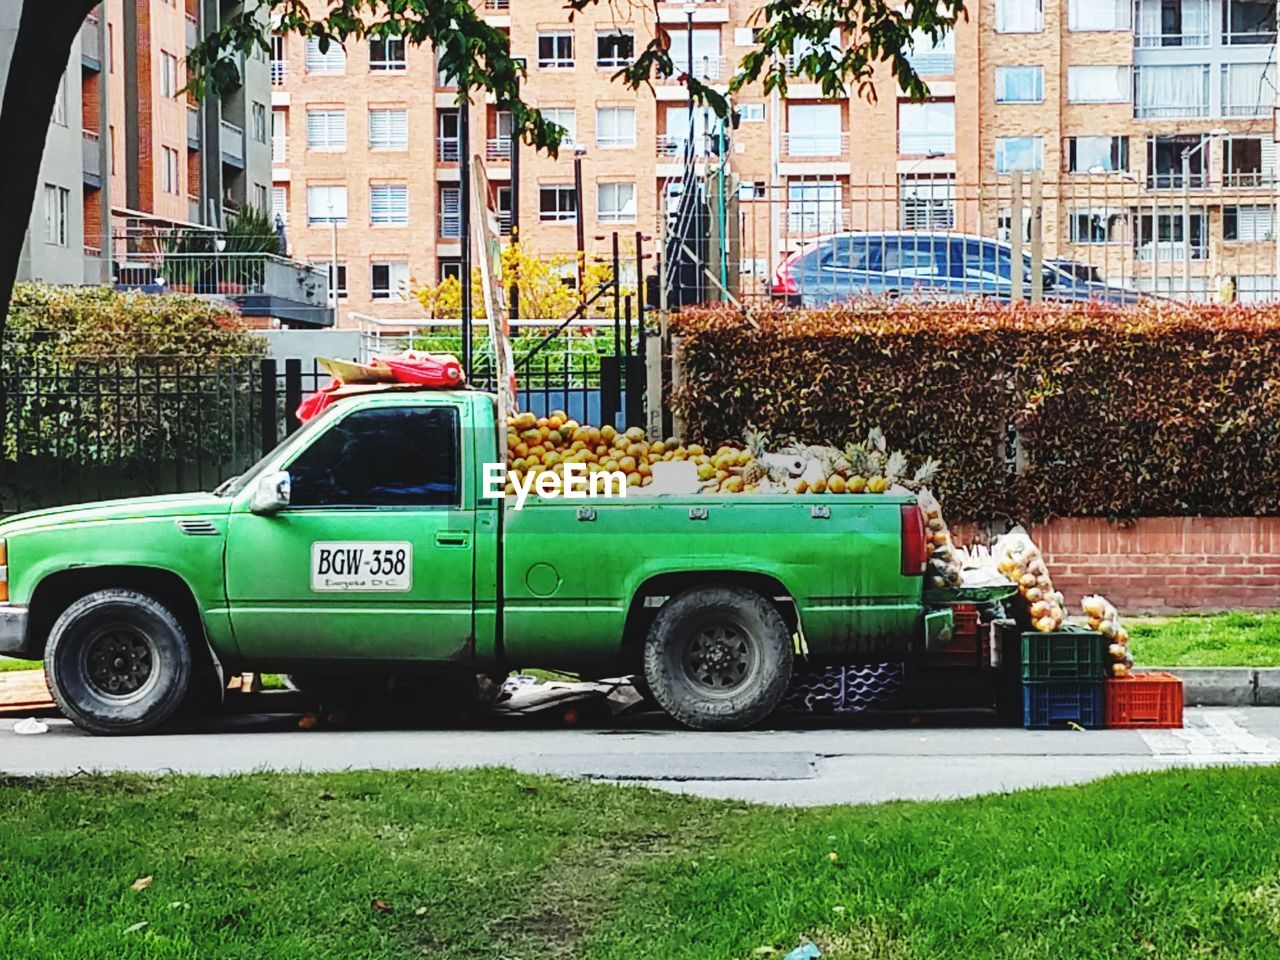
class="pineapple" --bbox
[742,426,768,486]
[907,457,941,491]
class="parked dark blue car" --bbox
[771,232,1144,306]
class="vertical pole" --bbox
[612,231,622,358]
[460,92,473,377]
[1030,171,1043,304]
[634,229,646,352]
[284,358,302,435]
[258,358,278,456]
[329,208,339,327]
[1181,148,1192,302]
[1010,170,1024,302]
[574,152,586,295]
[509,115,520,322]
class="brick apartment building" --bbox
[270,0,1280,324]
[4,0,273,286]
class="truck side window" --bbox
[286,406,461,508]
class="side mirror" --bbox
[250,470,291,515]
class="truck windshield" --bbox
[213,406,339,498]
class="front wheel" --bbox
[643,585,793,731]
[44,589,192,735]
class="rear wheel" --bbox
[44,589,192,735]
[643,585,793,731]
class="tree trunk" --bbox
[0,0,98,355]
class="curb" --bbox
[1146,667,1280,707]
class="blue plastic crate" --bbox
[1022,682,1105,729]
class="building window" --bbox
[271,109,287,163]
[906,29,956,75]
[994,66,1044,102]
[537,32,574,69]
[310,261,348,300]
[738,180,767,200]
[787,103,844,156]
[439,259,463,282]
[539,185,577,222]
[995,136,1043,172]
[898,101,955,155]
[370,182,409,225]
[1223,0,1276,44]
[437,109,460,161]
[1067,65,1130,103]
[305,109,347,150]
[1135,0,1212,46]
[369,108,408,149]
[1136,209,1206,260]
[272,185,288,223]
[43,185,69,246]
[1069,0,1131,29]
[1223,204,1275,241]
[738,103,766,122]
[667,28,724,79]
[160,51,179,97]
[1134,64,1209,118]
[1146,134,1206,188]
[1065,136,1129,172]
[109,125,115,173]
[596,31,634,67]
[597,182,636,222]
[371,261,410,300]
[899,175,956,229]
[496,186,512,235]
[252,102,268,143]
[787,181,842,234]
[541,107,576,146]
[304,37,346,74]
[439,186,461,237]
[369,35,407,71]
[996,0,1044,32]
[1224,136,1270,186]
[271,34,286,85]
[1068,209,1129,243]
[108,23,114,72]
[253,183,268,210]
[595,107,636,148]
[306,184,348,224]
[1222,62,1275,117]
[52,73,67,126]
[161,146,180,194]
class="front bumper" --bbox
[0,605,31,657]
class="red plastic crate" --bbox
[1105,672,1184,729]
[920,603,982,668]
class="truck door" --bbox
[224,400,476,662]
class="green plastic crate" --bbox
[1020,629,1108,682]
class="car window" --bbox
[880,238,939,277]
[818,237,870,270]
[957,240,1013,282]
[286,405,460,508]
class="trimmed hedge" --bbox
[670,301,1280,522]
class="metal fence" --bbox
[0,341,645,515]
[663,171,1280,307]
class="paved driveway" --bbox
[4,707,1279,806]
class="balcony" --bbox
[187,106,201,150]
[81,15,102,71]
[271,60,287,85]
[665,56,726,81]
[782,132,849,158]
[784,206,846,235]
[898,131,956,155]
[114,250,333,327]
[437,137,460,162]
[82,130,102,188]
[220,120,245,167]
[272,134,287,164]
[486,136,512,160]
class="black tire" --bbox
[44,589,192,735]
[643,585,793,731]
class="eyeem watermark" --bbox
[483,463,628,509]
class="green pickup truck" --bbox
[0,388,952,734]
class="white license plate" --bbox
[310,541,413,592]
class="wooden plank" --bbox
[0,669,54,714]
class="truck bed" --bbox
[500,493,925,666]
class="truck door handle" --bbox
[435,531,470,546]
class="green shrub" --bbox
[670,300,1280,522]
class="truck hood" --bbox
[0,492,231,536]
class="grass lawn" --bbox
[1131,612,1280,667]
[2,766,1280,959]
[0,657,39,672]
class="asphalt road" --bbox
[5,706,1279,805]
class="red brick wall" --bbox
[953,518,1280,614]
